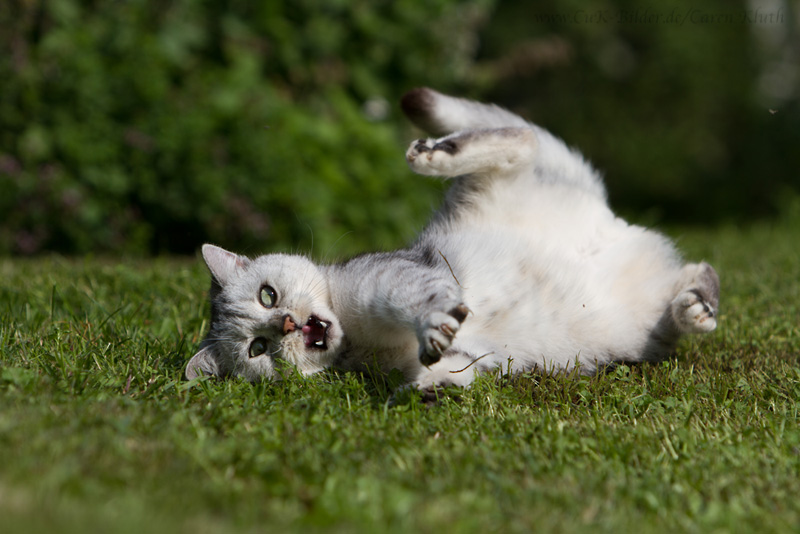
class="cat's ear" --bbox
[201,244,250,286]
[185,345,219,379]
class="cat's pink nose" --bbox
[282,315,296,335]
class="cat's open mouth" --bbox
[302,316,329,350]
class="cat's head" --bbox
[185,244,343,381]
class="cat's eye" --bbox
[249,337,268,358]
[259,285,277,308]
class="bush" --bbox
[0,0,495,256]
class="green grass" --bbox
[2,216,799,533]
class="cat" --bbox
[185,87,720,391]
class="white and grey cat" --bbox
[186,88,720,390]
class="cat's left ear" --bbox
[201,244,250,286]
[185,345,220,379]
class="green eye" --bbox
[259,285,277,308]
[249,337,268,358]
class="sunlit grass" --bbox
[2,218,799,533]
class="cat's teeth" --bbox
[315,340,324,347]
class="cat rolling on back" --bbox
[186,88,720,389]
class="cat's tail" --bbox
[401,87,529,136]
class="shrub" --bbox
[0,0,495,256]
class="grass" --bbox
[2,214,799,533]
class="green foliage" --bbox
[0,0,493,255]
[2,220,800,532]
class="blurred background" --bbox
[1,0,797,258]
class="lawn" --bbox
[2,214,799,533]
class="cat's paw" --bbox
[672,262,720,334]
[405,137,460,176]
[417,304,470,366]
[671,289,717,333]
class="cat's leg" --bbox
[401,87,530,136]
[670,262,720,333]
[406,127,537,179]
[330,252,470,366]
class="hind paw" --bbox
[405,137,461,176]
[671,289,717,333]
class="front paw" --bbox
[418,304,470,366]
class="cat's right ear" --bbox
[185,345,220,379]
[201,244,250,286]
